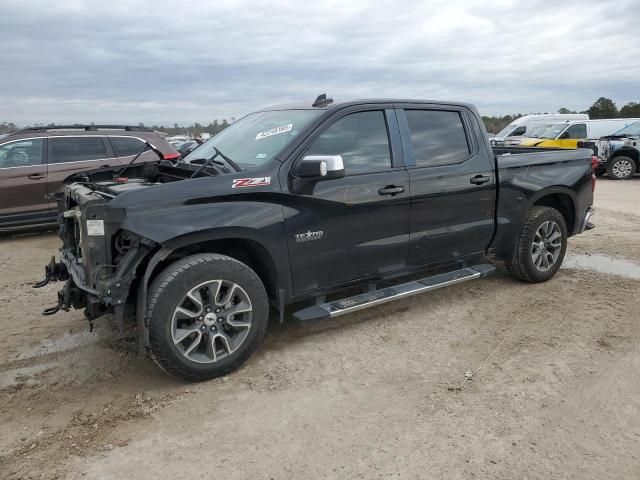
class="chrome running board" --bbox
[293,264,495,322]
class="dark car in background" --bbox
[0,125,179,230]
[176,139,203,158]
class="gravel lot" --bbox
[1,178,639,480]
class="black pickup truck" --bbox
[36,95,596,381]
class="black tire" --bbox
[147,253,269,381]
[606,156,636,180]
[507,206,568,283]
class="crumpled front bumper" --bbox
[34,252,102,317]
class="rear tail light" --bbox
[591,155,598,193]
[164,152,180,160]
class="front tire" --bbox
[507,206,567,283]
[147,254,269,381]
[607,156,636,180]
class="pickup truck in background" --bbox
[593,120,640,179]
[36,95,596,381]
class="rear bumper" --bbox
[578,207,595,233]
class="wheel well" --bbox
[162,238,279,302]
[611,148,639,166]
[533,193,575,234]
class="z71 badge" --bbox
[232,177,271,188]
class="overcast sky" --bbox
[1,0,638,126]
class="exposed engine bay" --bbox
[65,160,217,198]
[34,159,222,329]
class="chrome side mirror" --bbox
[295,155,345,180]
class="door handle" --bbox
[99,164,111,168]
[28,173,45,180]
[378,185,405,196]
[469,174,490,185]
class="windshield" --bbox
[495,124,517,138]
[539,124,567,139]
[611,121,640,137]
[185,109,321,169]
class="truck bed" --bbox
[488,145,595,259]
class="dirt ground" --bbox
[1,178,639,480]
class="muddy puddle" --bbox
[563,253,640,279]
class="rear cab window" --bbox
[307,110,392,175]
[49,137,108,163]
[404,109,471,167]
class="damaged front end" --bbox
[35,182,156,333]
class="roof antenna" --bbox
[312,93,333,107]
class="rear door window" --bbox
[307,110,392,175]
[0,139,45,168]
[109,136,146,157]
[49,137,107,163]
[404,110,470,167]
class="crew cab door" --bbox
[396,106,496,266]
[284,108,410,294]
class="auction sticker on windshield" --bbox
[255,124,293,140]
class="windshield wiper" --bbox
[115,142,165,179]
[190,147,242,178]
[210,146,242,172]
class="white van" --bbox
[519,118,640,149]
[491,114,588,146]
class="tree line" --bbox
[3,97,640,136]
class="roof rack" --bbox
[8,125,153,135]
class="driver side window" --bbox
[0,139,44,168]
[565,124,587,139]
[510,126,527,136]
[307,111,392,175]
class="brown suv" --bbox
[0,125,179,230]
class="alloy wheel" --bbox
[171,280,252,363]
[531,221,562,272]
[612,159,633,179]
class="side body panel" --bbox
[395,104,497,267]
[110,163,294,299]
[282,169,411,294]
[0,137,52,228]
[490,148,594,260]
[279,105,411,294]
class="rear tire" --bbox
[507,206,567,283]
[147,253,269,381]
[606,156,636,180]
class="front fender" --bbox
[124,200,291,296]
[121,201,284,245]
